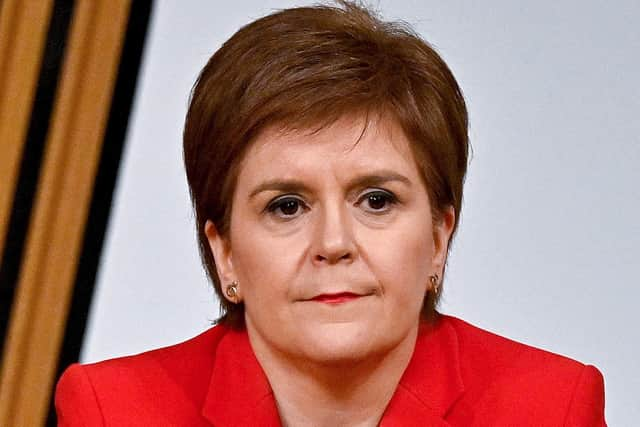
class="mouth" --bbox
[309,292,366,304]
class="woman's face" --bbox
[206,114,454,364]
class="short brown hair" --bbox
[183,1,469,328]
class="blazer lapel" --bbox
[201,328,281,426]
[380,316,465,426]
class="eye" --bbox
[357,190,397,213]
[266,196,306,219]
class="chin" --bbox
[295,322,398,366]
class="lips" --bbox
[310,292,364,304]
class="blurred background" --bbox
[1,1,638,425]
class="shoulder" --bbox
[440,315,606,426]
[444,314,588,372]
[55,325,228,426]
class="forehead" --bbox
[238,113,419,178]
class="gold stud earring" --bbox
[226,281,239,301]
[429,274,440,295]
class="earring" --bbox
[226,281,238,301]
[429,274,440,295]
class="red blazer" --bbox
[55,315,606,426]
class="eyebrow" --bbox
[248,170,412,199]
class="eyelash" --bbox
[265,189,398,220]
[266,196,308,218]
[358,190,398,214]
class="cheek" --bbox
[229,217,306,301]
[359,215,434,298]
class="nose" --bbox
[311,202,357,265]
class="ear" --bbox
[204,220,238,301]
[431,206,455,273]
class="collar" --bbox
[201,315,464,426]
[380,316,465,426]
[202,327,280,426]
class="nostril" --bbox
[339,252,352,261]
[314,250,353,265]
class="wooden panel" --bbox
[0,0,54,262]
[0,1,132,425]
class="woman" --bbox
[56,1,606,425]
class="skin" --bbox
[206,113,455,426]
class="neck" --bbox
[247,325,419,427]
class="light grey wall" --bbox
[81,1,639,424]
